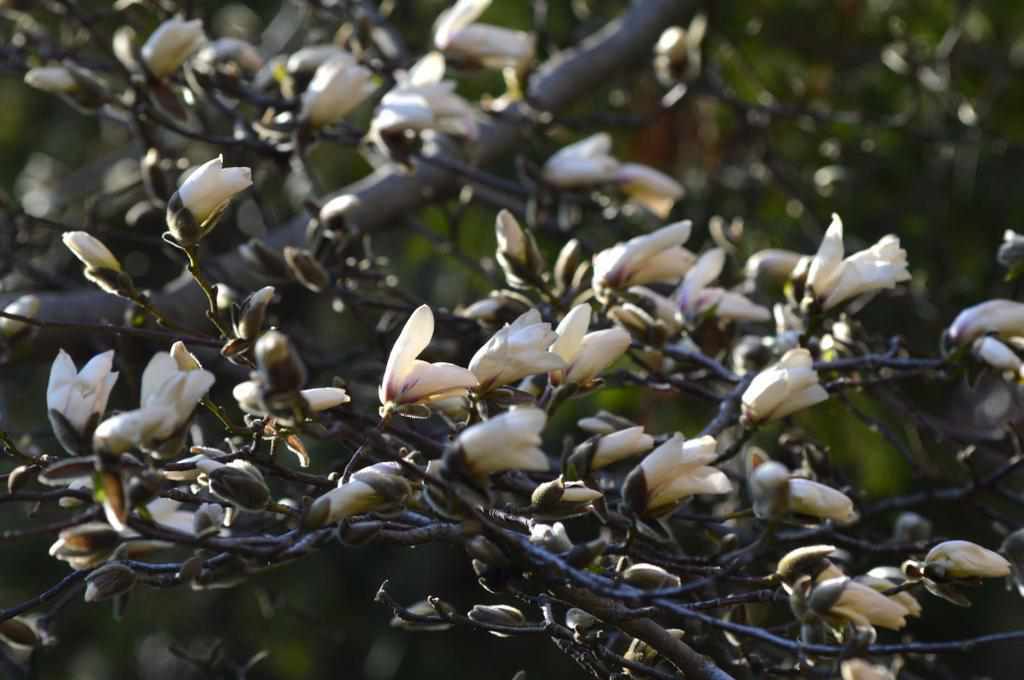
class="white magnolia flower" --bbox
[371,53,478,139]
[623,433,731,516]
[456,407,549,476]
[308,464,413,526]
[808,577,909,630]
[542,133,620,188]
[741,348,828,423]
[613,163,684,219]
[140,18,206,79]
[24,65,78,94]
[972,336,1022,373]
[592,221,695,296]
[788,478,858,524]
[62,231,121,272]
[947,299,1024,346]
[804,214,910,310]
[380,304,479,416]
[549,304,632,386]
[0,294,41,337]
[469,309,565,391]
[590,426,655,470]
[47,349,118,436]
[300,55,376,127]
[93,346,215,454]
[694,288,772,323]
[921,540,1011,579]
[434,0,535,70]
[173,155,253,228]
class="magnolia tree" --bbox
[2,1,1024,679]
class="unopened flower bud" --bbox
[494,210,545,289]
[85,562,137,602]
[775,545,840,590]
[141,18,206,79]
[749,460,791,520]
[622,563,681,590]
[49,522,121,570]
[166,156,252,245]
[528,521,573,554]
[25,65,79,94]
[807,576,909,631]
[284,247,330,293]
[917,540,1011,581]
[255,330,307,394]
[467,604,526,636]
[234,286,275,341]
[200,459,271,511]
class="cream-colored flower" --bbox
[62,231,121,272]
[371,52,478,139]
[591,426,655,470]
[592,221,694,296]
[973,336,1022,373]
[947,299,1024,346]
[469,309,565,391]
[542,133,620,188]
[741,348,828,423]
[549,304,631,386]
[804,214,910,310]
[623,433,731,517]
[675,247,770,323]
[788,478,858,525]
[140,17,206,78]
[613,163,684,219]
[47,349,118,440]
[300,55,375,127]
[455,407,549,476]
[808,576,909,630]
[379,304,479,416]
[169,156,252,240]
[855,573,922,617]
[434,0,535,70]
[921,540,1011,580]
[307,464,413,526]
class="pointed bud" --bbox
[85,562,137,602]
[167,156,252,245]
[255,330,307,394]
[235,286,275,341]
[283,247,330,292]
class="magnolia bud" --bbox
[389,600,454,632]
[85,562,137,602]
[284,246,330,292]
[622,563,681,590]
[235,286,275,341]
[467,604,526,636]
[495,210,544,289]
[25,65,79,94]
[918,540,1011,581]
[201,459,271,511]
[255,330,307,394]
[776,545,839,590]
[49,522,121,570]
[140,18,206,79]
[166,156,252,245]
[749,460,791,520]
[528,521,573,554]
